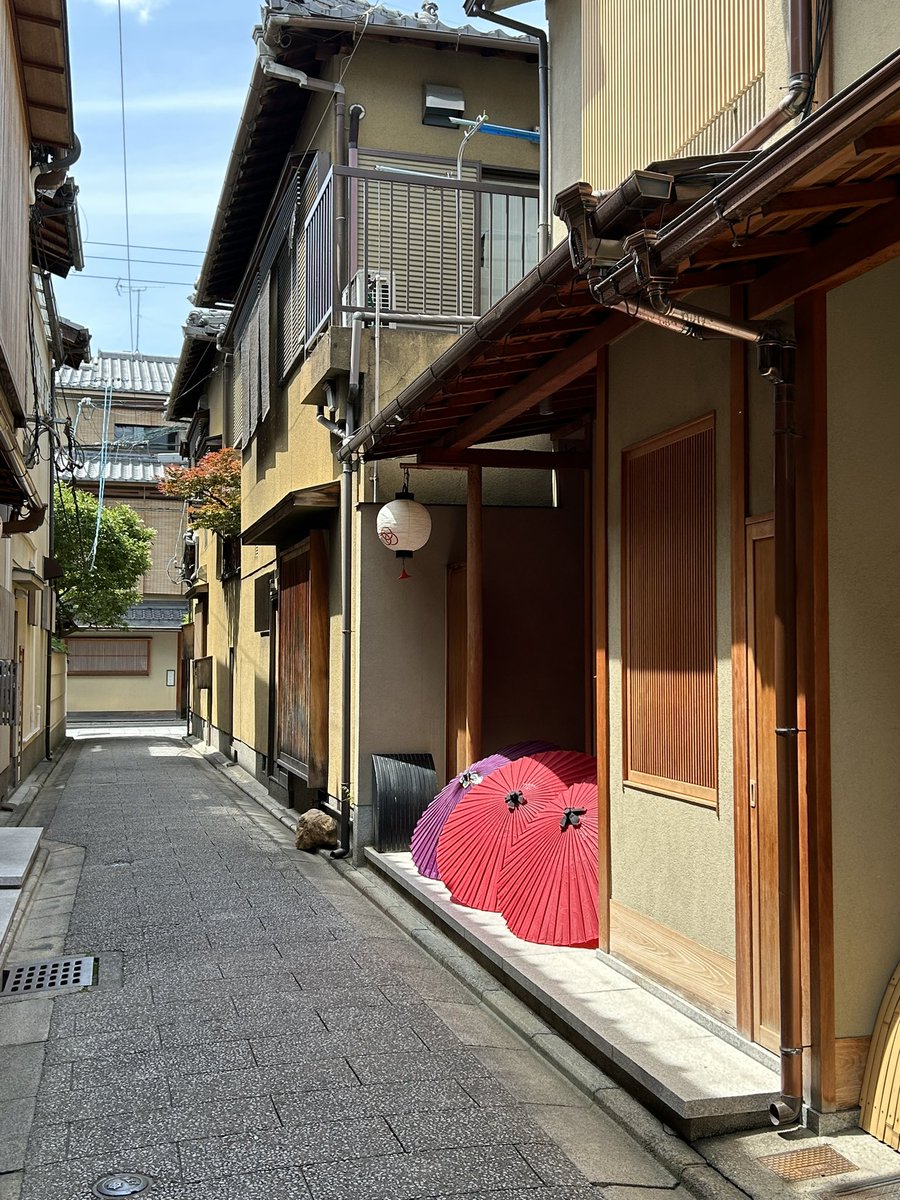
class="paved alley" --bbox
[1,732,695,1200]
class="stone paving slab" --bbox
[7,732,715,1200]
[0,828,42,886]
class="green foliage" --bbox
[159,447,241,538]
[54,487,154,631]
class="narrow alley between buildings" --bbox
[1,730,692,1200]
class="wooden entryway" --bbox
[446,563,467,779]
[746,518,780,1053]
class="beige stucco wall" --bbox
[231,545,277,768]
[336,39,538,176]
[607,298,736,960]
[67,630,179,712]
[827,257,900,1038]
[547,0,582,240]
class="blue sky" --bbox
[55,0,545,361]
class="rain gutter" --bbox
[594,45,900,305]
[731,0,812,151]
[339,238,572,461]
[1,418,46,533]
[464,0,549,257]
[262,9,538,57]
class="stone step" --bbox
[0,828,43,888]
[0,888,23,953]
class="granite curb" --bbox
[0,739,73,826]
[187,738,751,1200]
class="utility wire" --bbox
[77,274,195,287]
[85,240,204,256]
[88,383,113,568]
[116,0,135,353]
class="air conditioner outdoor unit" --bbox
[341,270,396,324]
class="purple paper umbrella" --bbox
[410,741,556,880]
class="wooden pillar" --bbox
[794,291,835,1112]
[466,465,483,764]
[594,353,611,953]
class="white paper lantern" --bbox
[376,490,432,560]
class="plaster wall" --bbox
[67,630,179,712]
[607,302,736,960]
[827,257,900,1038]
[546,0,582,242]
[333,40,539,176]
[352,494,587,831]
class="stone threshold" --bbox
[366,848,781,1140]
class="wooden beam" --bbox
[444,316,633,450]
[594,354,611,953]
[762,179,899,216]
[749,196,900,317]
[15,13,62,28]
[20,58,65,75]
[854,125,900,154]
[693,231,812,266]
[413,449,590,471]
[465,467,483,765]
[672,264,760,292]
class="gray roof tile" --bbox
[57,352,178,396]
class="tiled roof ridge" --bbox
[269,0,536,44]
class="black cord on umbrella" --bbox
[560,807,586,830]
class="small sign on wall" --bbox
[166,669,176,687]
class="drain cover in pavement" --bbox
[759,1145,858,1181]
[1,955,96,996]
[92,1174,152,1197]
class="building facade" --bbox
[344,0,900,1129]
[0,0,86,793]
[57,352,188,717]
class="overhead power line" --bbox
[76,274,194,287]
[85,240,204,256]
[86,253,203,270]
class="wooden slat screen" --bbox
[67,637,151,676]
[622,414,717,805]
[277,532,329,787]
[0,659,17,726]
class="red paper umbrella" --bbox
[498,781,600,948]
[436,751,596,912]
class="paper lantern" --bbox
[376,479,431,579]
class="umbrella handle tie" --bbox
[560,807,586,830]
[459,769,483,789]
[505,790,526,811]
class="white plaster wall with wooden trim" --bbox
[606,293,737,963]
[66,630,179,712]
[827,256,900,1040]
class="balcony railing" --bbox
[289,165,539,361]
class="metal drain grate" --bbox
[759,1145,858,1182]
[92,1174,152,1197]
[1,956,96,996]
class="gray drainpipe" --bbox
[464,1,549,258]
[316,314,363,858]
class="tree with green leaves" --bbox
[159,447,241,537]
[54,486,154,631]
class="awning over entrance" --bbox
[241,482,339,547]
[344,48,900,462]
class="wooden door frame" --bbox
[745,515,777,1053]
[594,353,611,952]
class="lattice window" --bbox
[67,638,151,676]
[622,414,717,806]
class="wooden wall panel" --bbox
[622,415,717,805]
[581,0,765,190]
[0,1,30,409]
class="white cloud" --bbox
[86,0,169,23]
[76,88,246,117]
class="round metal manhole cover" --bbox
[92,1174,152,1197]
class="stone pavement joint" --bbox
[0,730,722,1200]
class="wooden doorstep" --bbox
[610,899,738,1027]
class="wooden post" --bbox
[594,353,611,953]
[466,465,483,765]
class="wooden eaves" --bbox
[344,46,900,463]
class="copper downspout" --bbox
[732,0,813,150]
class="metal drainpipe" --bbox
[593,281,805,1125]
[465,1,549,258]
[348,104,365,282]
[44,378,56,762]
[318,314,363,859]
[731,0,813,150]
